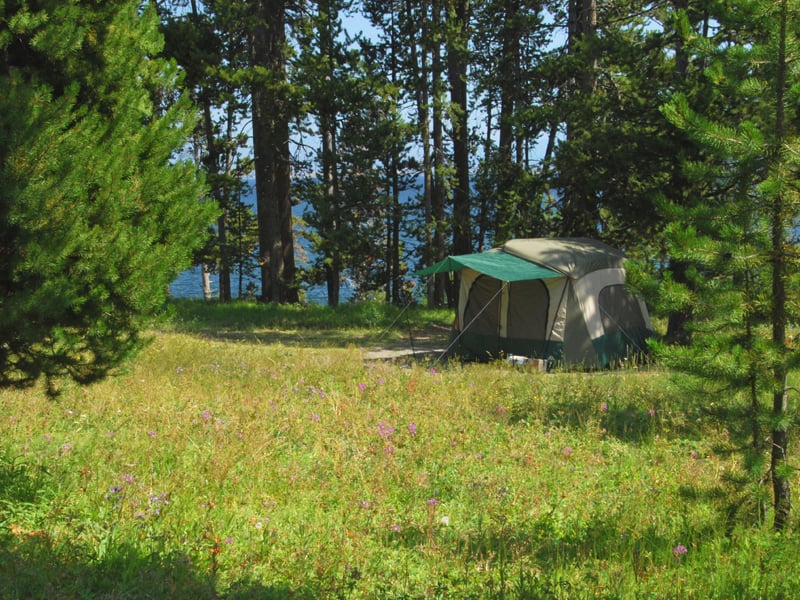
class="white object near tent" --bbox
[416,238,653,368]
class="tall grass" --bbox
[2,300,800,598]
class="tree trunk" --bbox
[447,0,471,256]
[202,264,213,301]
[321,115,341,307]
[560,0,599,237]
[413,8,436,306]
[186,3,232,301]
[495,0,520,244]
[432,0,450,306]
[770,0,790,531]
[318,0,342,307]
[249,0,297,304]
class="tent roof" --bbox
[415,250,561,282]
[414,238,626,282]
[502,238,625,279]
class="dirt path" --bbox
[362,325,450,360]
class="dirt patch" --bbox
[362,324,450,360]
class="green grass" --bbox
[2,300,800,598]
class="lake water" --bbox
[169,266,342,304]
[169,178,420,304]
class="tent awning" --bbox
[415,251,561,282]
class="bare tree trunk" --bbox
[249,0,297,304]
[321,115,341,307]
[415,21,436,306]
[495,0,521,244]
[447,0,471,256]
[432,0,450,305]
[202,264,213,301]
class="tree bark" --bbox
[770,0,790,531]
[560,0,599,237]
[447,0,472,256]
[494,0,523,244]
[432,0,450,305]
[249,0,297,303]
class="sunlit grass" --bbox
[2,301,800,598]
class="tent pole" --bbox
[543,282,569,361]
[597,305,648,354]
[435,281,508,363]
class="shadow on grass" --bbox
[0,452,311,600]
[509,394,708,445]
[162,298,453,353]
[0,542,312,599]
[380,509,727,597]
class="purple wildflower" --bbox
[377,421,395,437]
[105,485,124,501]
[673,544,688,558]
[408,422,417,437]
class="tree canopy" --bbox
[0,0,216,390]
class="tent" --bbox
[416,238,653,368]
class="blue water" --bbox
[169,266,338,304]
[169,178,420,304]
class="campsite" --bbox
[4,0,800,597]
[2,299,800,599]
[417,238,652,368]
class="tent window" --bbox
[463,276,502,335]
[507,279,549,340]
[598,285,646,333]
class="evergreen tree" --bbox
[549,0,685,247]
[248,0,300,303]
[159,0,254,301]
[644,0,800,529]
[471,0,551,245]
[362,0,454,306]
[0,0,215,390]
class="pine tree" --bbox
[248,0,300,303]
[0,1,215,391]
[159,0,254,301]
[649,0,800,529]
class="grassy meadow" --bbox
[2,300,800,598]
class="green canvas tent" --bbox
[417,238,653,367]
